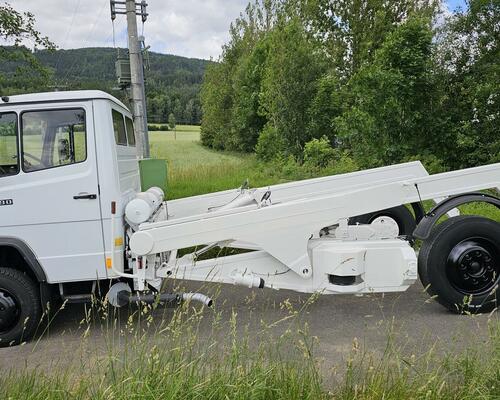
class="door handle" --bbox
[73,193,97,200]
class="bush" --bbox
[148,124,170,131]
[255,123,286,161]
[255,133,359,181]
[320,152,359,175]
[303,136,335,168]
[404,153,446,174]
[301,136,359,176]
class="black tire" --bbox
[0,268,42,347]
[419,216,500,314]
[349,205,416,236]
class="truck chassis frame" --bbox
[121,161,500,298]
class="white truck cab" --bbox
[0,91,141,345]
[0,91,138,280]
[1,90,499,347]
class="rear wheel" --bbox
[418,216,500,314]
[349,205,417,236]
[0,268,42,347]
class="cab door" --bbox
[0,104,106,283]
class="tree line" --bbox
[200,0,499,172]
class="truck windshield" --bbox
[0,112,18,177]
[21,109,86,172]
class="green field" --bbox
[149,125,278,199]
[149,126,500,222]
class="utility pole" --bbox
[110,0,150,158]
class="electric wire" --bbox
[54,0,82,77]
[112,19,116,49]
[59,0,109,84]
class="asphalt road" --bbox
[0,281,497,374]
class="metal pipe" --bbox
[110,201,136,279]
[182,292,213,307]
[116,290,213,308]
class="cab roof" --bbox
[0,90,129,111]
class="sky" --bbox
[4,0,467,61]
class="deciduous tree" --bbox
[0,3,55,90]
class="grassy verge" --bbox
[1,294,499,399]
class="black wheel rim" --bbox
[0,288,21,333]
[446,237,500,296]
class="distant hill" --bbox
[1,47,211,124]
[35,47,208,87]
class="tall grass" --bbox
[1,291,499,399]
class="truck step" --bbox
[61,294,93,304]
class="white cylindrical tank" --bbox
[125,187,165,225]
[147,187,164,201]
[146,187,164,208]
[125,192,155,225]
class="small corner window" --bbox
[125,116,136,146]
[112,110,127,146]
[21,109,86,173]
[0,112,18,177]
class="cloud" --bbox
[3,0,248,59]
[3,0,467,60]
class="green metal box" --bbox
[115,57,131,87]
[139,158,168,193]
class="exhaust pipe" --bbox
[107,282,213,308]
[182,292,213,306]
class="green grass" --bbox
[1,296,498,400]
[0,136,16,165]
[460,201,500,221]
[1,132,86,169]
[149,126,279,199]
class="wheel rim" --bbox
[446,238,500,296]
[0,288,21,333]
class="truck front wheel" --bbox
[0,267,42,347]
[418,216,500,314]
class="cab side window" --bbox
[21,109,86,172]
[0,112,18,177]
[125,116,136,146]
[112,110,127,146]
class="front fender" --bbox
[0,236,47,282]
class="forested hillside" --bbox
[0,47,210,124]
[201,0,499,172]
